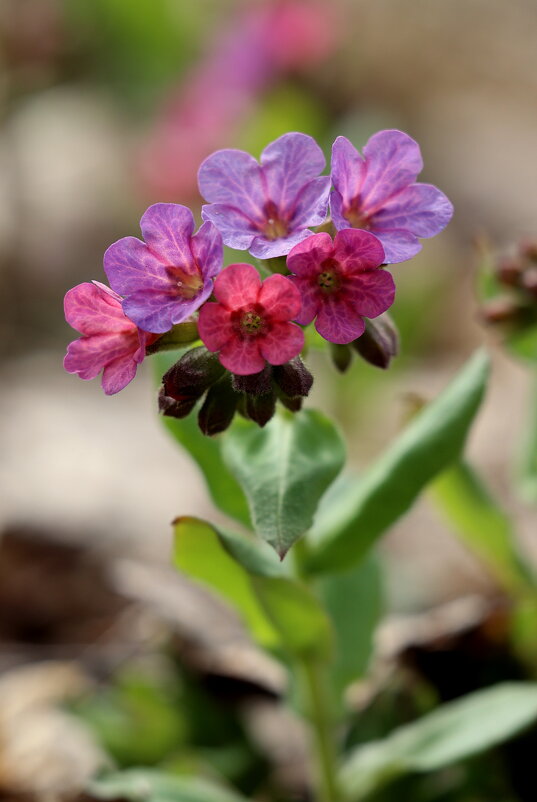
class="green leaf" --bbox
[305,350,490,574]
[173,517,332,659]
[518,371,537,502]
[431,461,534,593]
[340,683,537,800]
[222,409,346,558]
[89,768,247,802]
[507,323,537,363]
[173,517,279,648]
[318,553,383,695]
[154,352,250,528]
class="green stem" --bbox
[299,657,342,802]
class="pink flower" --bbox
[104,203,222,334]
[331,130,453,263]
[287,229,395,344]
[63,281,158,395]
[198,263,304,375]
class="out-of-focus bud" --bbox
[329,343,353,373]
[479,297,522,325]
[497,257,523,287]
[198,375,239,436]
[273,357,313,399]
[277,393,303,413]
[162,346,225,400]
[352,314,399,369]
[231,366,273,395]
[145,321,199,354]
[520,240,537,262]
[521,266,537,299]
[243,391,277,427]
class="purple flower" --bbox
[287,229,395,344]
[330,130,453,264]
[198,132,331,259]
[64,281,159,395]
[104,203,223,333]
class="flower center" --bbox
[317,258,341,293]
[263,200,289,240]
[166,266,204,300]
[240,310,263,334]
[344,202,371,230]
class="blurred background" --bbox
[1,0,537,799]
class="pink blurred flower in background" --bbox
[139,0,338,200]
[64,281,158,395]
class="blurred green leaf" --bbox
[173,517,331,659]
[507,324,537,363]
[518,373,537,503]
[318,553,383,695]
[90,768,247,802]
[431,461,534,593]
[73,671,185,767]
[154,352,250,528]
[222,410,345,558]
[340,683,537,800]
[305,350,490,574]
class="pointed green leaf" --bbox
[306,351,490,574]
[89,768,247,802]
[173,517,332,659]
[222,410,346,558]
[318,553,383,695]
[431,461,534,593]
[340,683,537,800]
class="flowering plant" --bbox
[65,132,536,802]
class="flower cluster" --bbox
[64,130,452,432]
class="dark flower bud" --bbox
[352,314,399,369]
[145,321,199,355]
[231,365,273,395]
[277,393,303,413]
[244,391,277,427]
[158,386,199,419]
[329,342,353,373]
[198,375,239,436]
[273,357,313,399]
[521,266,537,299]
[480,297,521,325]
[496,257,523,287]
[162,346,225,401]
[520,240,537,263]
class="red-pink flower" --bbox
[64,281,158,395]
[198,263,303,375]
[287,229,395,344]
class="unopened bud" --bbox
[158,386,198,419]
[480,297,520,325]
[162,346,225,400]
[352,314,399,369]
[330,343,353,373]
[198,375,238,436]
[273,357,313,398]
[521,266,537,299]
[244,391,276,427]
[231,366,273,395]
[277,394,303,413]
[497,257,523,287]
[520,240,537,262]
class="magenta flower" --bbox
[198,263,304,375]
[198,133,331,259]
[330,130,453,264]
[287,229,395,344]
[64,282,158,395]
[104,203,223,333]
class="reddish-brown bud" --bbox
[352,314,399,369]
[273,357,313,399]
[198,375,238,436]
[162,346,225,401]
